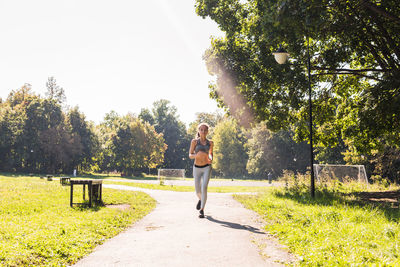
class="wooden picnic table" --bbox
[70,179,103,207]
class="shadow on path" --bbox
[206,216,265,234]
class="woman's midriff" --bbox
[194,151,210,166]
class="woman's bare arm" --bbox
[189,139,197,159]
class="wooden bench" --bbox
[60,176,71,186]
[70,179,103,207]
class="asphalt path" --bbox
[73,184,296,267]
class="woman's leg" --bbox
[200,166,212,210]
[193,166,203,200]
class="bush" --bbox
[370,175,391,188]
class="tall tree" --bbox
[65,107,99,172]
[4,85,43,172]
[149,100,191,170]
[109,114,166,176]
[24,97,65,173]
[213,118,248,177]
[0,100,22,171]
[92,111,121,173]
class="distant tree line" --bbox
[1,77,399,181]
[0,81,97,174]
[0,80,184,176]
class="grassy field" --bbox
[235,180,400,266]
[0,174,156,266]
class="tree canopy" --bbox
[196,0,400,157]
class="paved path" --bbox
[74,185,296,267]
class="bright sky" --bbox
[0,0,224,126]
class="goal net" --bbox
[157,169,185,180]
[313,164,368,184]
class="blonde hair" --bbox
[196,123,210,138]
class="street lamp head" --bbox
[272,46,289,64]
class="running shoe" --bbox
[199,209,205,218]
[196,200,201,210]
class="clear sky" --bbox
[0,0,224,126]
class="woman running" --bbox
[189,123,213,218]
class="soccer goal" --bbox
[157,169,185,181]
[313,164,369,184]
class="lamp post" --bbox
[273,40,316,198]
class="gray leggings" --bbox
[193,165,212,210]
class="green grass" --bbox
[0,175,156,266]
[103,180,272,193]
[234,184,400,266]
